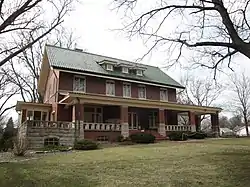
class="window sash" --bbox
[106,82,115,95]
[74,77,85,92]
[106,64,113,71]
[138,86,146,99]
[160,90,168,101]
[123,83,131,97]
[122,67,129,73]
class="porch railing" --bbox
[83,122,121,131]
[165,125,191,131]
[26,120,74,129]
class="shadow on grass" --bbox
[205,149,250,187]
[0,162,98,187]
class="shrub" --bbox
[168,132,188,141]
[13,137,28,156]
[74,139,99,150]
[116,135,124,142]
[129,133,155,144]
[188,132,206,139]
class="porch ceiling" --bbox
[59,92,222,114]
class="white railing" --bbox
[26,120,74,129]
[166,125,191,131]
[83,123,121,131]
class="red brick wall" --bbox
[57,72,177,102]
[146,85,160,100]
[86,76,105,94]
[57,104,72,122]
[59,72,73,90]
[84,131,121,141]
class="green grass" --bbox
[1,138,250,187]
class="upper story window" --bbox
[160,89,168,101]
[123,83,131,98]
[122,67,129,74]
[73,76,85,92]
[138,85,146,99]
[106,64,114,71]
[136,69,143,76]
[106,81,115,96]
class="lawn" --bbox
[1,138,250,187]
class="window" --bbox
[136,69,143,76]
[123,83,131,97]
[106,64,113,71]
[138,85,146,99]
[73,76,85,92]
[44,137,59,146]
[84,107,103,123]
[160,89,168,101]
[97,136,109,141]
[106,81,115,96]
[122,67,129,74]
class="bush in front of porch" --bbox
[74,139,99,150]
[129,133,155,144]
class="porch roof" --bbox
[15,101,52,111]
[59,92,222,114]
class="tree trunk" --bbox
[243,114,249,136]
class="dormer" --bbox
[98,60,117,71]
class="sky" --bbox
[8,0,250,120]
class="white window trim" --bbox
[136,69,143,76]
[123,82,131,98]
[122,67,129,74]
[73,75,86,92]
[138,85,146,99]
[160,88,168,101]
[106,80,115,96]
[106,64,114,71]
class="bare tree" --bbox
[177,74,223,129]
[177,74,223,106]
[0,0,76,67]
[114,0,250,76]
[230,73,250,136]
[1,27,77,103]
[0,70,19,118]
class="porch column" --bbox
[73,103,84,139]
[211,112,219,137]
[158,108,166,136]
[195,115,201,132]
[120,106,129,138]
[189,111,196,132]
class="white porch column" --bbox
[120,106,129,138]
[158,108,166,136]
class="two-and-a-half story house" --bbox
[16,45,222,148]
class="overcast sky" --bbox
[10,0,250,120]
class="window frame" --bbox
[160,88,168,101]
[106,64,114,71]
[138,85,146,99]
[122,67,129,74]
[123,82,131,98]
[73,75,86,92]
[106,80,115,96]
[136,69,143,76]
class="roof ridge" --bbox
[45,44,159,68]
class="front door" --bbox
[128,112,138,129]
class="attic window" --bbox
[136,69,143,76]
[106,64,113,71]
[122,67,129,74]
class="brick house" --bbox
[16,45,221,148]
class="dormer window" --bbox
[136,69,143,76]
[106,64,113,71]
[122,67,129,74]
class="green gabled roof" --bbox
[45,44,184,89]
